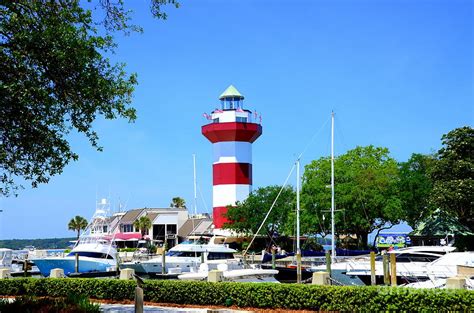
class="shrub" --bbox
[0,278,472,311]
[0,294,100,312]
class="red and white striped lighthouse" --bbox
[202,85,262,229]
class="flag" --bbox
[236,107,244,113]
[214,108,224,113]
[202,113,209,119]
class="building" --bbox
[202,85,262,228]
[109,207,188,248]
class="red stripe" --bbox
[202,122,262,143]
[213,206,231,228]
[213,163,252,185]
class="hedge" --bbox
[0,278,472,311]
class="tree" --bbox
[170,197,186,208]
[223,185,295,249]
[398,153,435,228]
[133,216,152,238]
[0,1,178,196]
[68,215,88,240]
[302,146,402,248]
[429,126,473,231]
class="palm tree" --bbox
[170,197,186,208]
[68,215,88,240]
[133,216,152,238]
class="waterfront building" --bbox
[202,85,262,229]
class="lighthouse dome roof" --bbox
[219,85,244,100]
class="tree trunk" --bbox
[76,229,80,240]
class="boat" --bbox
[177,262,280,283]
[404,252,474,289]
[32,199,117,277]
[0,248,13,270]
[120,235,239,276]
[342,245,456,285]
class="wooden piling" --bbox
[390,253,397,286]
[135,286,144,313]
[271,248,276,269]
[382,254,390,286]
[370,251,376,286]
[161,244,166,275]
[75,253,79,273]
[325,251,331,276]
[296,251,302,284]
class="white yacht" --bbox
[120,236,239,275]
[178,262,280,283]
[0,248,13,270]
[32,199,117,277]
[405,252,474,289]
[343,246,456,285]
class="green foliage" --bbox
[0,294,100,312]
[68,215,89,239]
[223,185,295,239]
[429,126,473,231]
[398,153,435,228]
[133,216,152,237]
[170,197,186,208]
[118,247,138,253]
[302,146,402,247]
[0,237,74,250]
[0,278,472,311]
[0,1,178,196]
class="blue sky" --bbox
[1,0,472,239]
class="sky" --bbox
[1,0,473,240]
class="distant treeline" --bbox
[0,238,75,250]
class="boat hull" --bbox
[33,257,116,277]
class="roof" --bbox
[119,209,144,224]
[410,209,474,236]
[219,85,244,100]
[145,212,159,222]
[178,218,213,237]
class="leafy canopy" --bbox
[0,0,178,196]
[429,126,473,230]
[398,153,435,228]
[68,215,89,239]
[170,197,186,208]
[223,185,295,238]
[133,216,152,237]
[302,145,402,246]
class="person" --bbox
[388,244,394,252]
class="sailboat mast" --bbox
[331,111,335,262]
[193,154,197,217]
[296,158,302,283]
[296,159,300,253]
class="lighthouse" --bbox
[202,85,262,229]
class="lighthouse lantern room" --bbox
[202,85,262,229]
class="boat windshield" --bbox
[375,253,440,263]
[67,251,114,259]
[207,252,234,260]
[167,251,202,257]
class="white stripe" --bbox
[213,141,252,164]
[213,184,251,207]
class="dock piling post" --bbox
[161,243,167,275]
[390,253,397,286]
[325,251,331,277]
[135,286,144,313]
[370,251,376,286]
[296,251,302,284]
[74,253,79,273]
[382,254,390,286]
[23,257,28,277]
[271,248,276,269]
